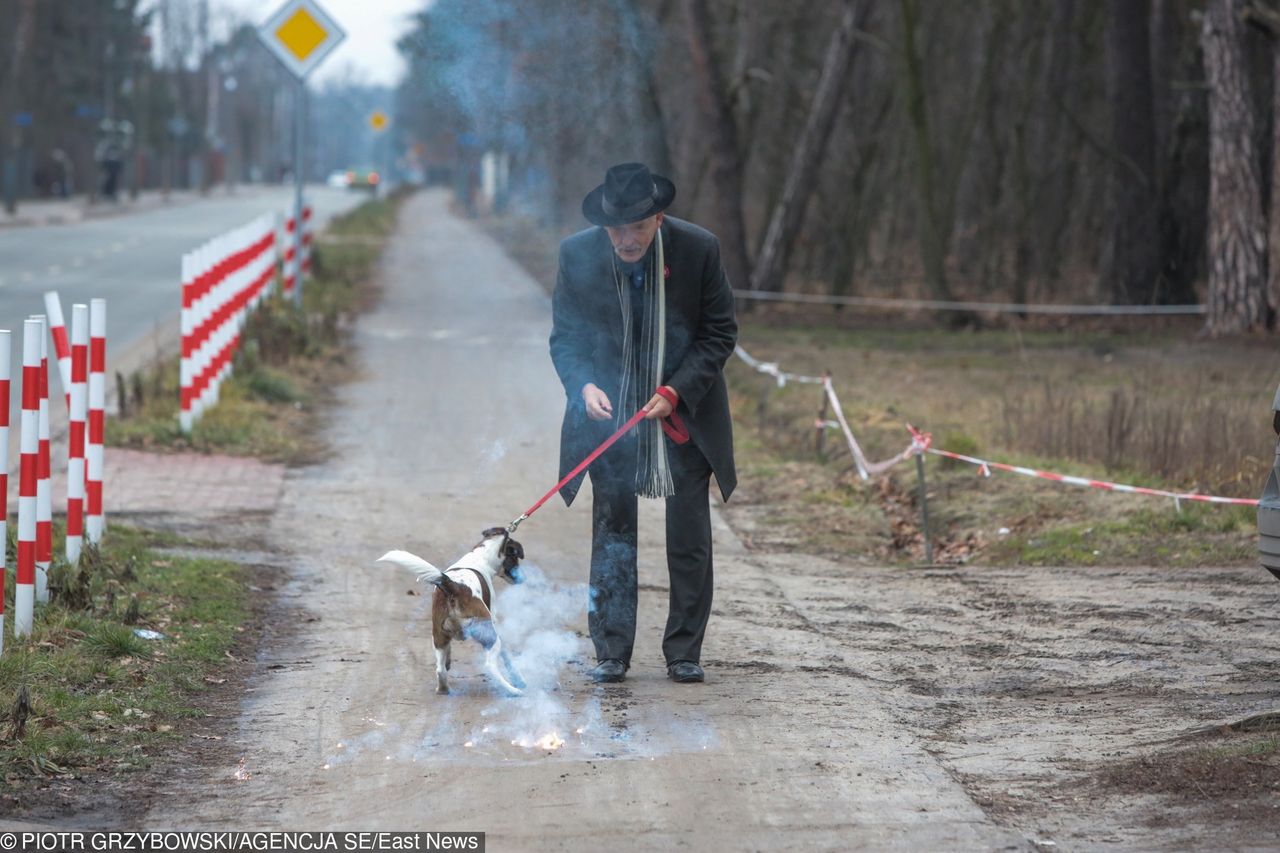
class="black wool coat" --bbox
[549,216,738,506]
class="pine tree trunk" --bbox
[681,0,752,293]
[1201,0,1267,335]
[750,1,868,294]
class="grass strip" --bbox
[0,524,248,800]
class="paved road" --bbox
[0,185,364,392]
[140,190,1024,849]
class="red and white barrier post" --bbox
[87,298,106,544]
[32,314,51,602]
[301,202,313,279]
[66,304,88,565]
[43,291,71,410]
[16,319,40,637]
[0,329,10,651]
[179,215,277,431]
[282,214,298,297]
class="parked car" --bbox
[1258,383,1280,579]
[345,167,380,192]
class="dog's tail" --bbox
[377,550,445,586]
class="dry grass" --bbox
[727,313,1273,566]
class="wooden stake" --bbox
[916,453,934,565]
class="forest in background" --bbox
[395,0,1280,335]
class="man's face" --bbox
[605,213,663,264]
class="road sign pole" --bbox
[293,77,306,308]
[256,0,346,308]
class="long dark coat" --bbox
[549,216,738,506]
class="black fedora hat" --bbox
[582,162,676,226]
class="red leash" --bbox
[506,403,689,533]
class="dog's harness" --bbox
[506,398,688,533]
[455,568,491,609]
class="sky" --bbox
[217,0,424,87]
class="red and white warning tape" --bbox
[908,425,1258,507]
[822,376,921,480]
[733,345,824,386]
[736,344,1256,507]
[734,344,913,478]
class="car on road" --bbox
[1259,383,1280,580]
[344,167,380,192]
[324,167,380,191]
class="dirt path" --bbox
[136,191,1017,848]
[138,191,1280,850]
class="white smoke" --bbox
[333,559,717,766]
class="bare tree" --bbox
[681,0,751,292]
[750,1,869,294]
[898,0,1005,309]
[1,0,37,214]
[1202,0,1267,334]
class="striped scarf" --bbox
[612,230,674,498]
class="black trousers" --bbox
[587,436,715,667]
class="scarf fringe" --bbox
[613,230,675,499]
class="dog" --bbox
[378,527,527,697]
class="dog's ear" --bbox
[481,526,507,540]
[505,539,524,561]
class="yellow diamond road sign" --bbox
[258,0,346,80]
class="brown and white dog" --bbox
[378,528,526,697]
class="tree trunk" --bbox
[1201,0,1267,334]
[1249,0,1280,315]
[1102,0,1160,303]
[750,1,868,294]
[899,0,1003,314]
[681,0,752,293]
[617,0,675,180]
[1,0,37,214]
[898,0,953,302]
[1031,0,1076,288]
[1271,40,1280,316]
[1153,0,1208,304]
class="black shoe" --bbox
[667,660,704,683]
[590,659,627,683]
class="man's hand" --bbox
[643,386,678,420]
[582,383,614,421]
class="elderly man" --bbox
[549,162,738,684]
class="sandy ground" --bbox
[121,191,1279,850]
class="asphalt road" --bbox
[0,185,367,483]
[0,185,365,393]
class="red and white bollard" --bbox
[31,315,51,603]
[43,291,71,410]
[67,304,88,565]
[282,215,297,296]
[86,298,106,545]
[16,319,41,637]
[0,329,10,651]
[301,203,313,279]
